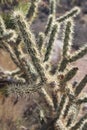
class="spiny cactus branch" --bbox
[58,57,68,72]
[77,96,87,105]
[62,20,73,57]
[0,16,6,35]
[13,11,47,83]
[2,41,21,68]
[50,0,56,16]
[45,15,54,36]
[59,67,78,89]
[57,94,67,119]
[69,45,87,62]
[44,23,58,62]
[75,75,87,96]
[38,32,45,50]
[57,7,80,23]
[26,0,40,24]
[69,114,87,130]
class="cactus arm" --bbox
[58,57,68,72]
[76,96,87,105]
[14,46,32,81]
[50,0,56,16]
[40,0,56,54]
[59,67,78,88]
[66,103,79,127]
[38,32,45,50]
[57,7,80,23]
[2,41,21,68]
[69,114,87,130]
[2,41,31,81]
[63,101,71,119]
[0,16,6,35]
[57,94,67,119]
[41,88,55,111]
[75,75,87,96]
[44,23,58,62]
[62,20,73,57]
[55,119,67,130]
[45,15,54,36]
[44,0,56,35]
[69,45,87,62]
[13,12,47,83]
[58,20,74,72]
[58,45,87,73]
[26,0,41,24]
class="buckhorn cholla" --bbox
[0,0,87,130]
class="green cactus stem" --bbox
[26,0,40,24]
[76,96,87,105]
[62,20,73,57]
[2,41,20,68]
[69,45,87,62]
[70,114,87,130]
[58,57,68,72]
[13,11,47,83]
[57,94,67,119]
[45,15,54,36]
[38,32,45,50]
[57,7,80,23]
[0,16,6,36]
[60,67,78,88]
[50,0,56,16]
[44,23,58,62]
[75,75,87,96]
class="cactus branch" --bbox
[57,7,80,23]
[45,15,54,36]
[57,94,67,119]
[50,0,56,16]
[69,45,87,62]
[76,95,87,105]
[69,114,87,130]
[60,67,78,88]
[75,75,87,96]
[0,16,6,35]
[13,11,47,83]
[62,20,73,57]
[2,41,20,68]
[38,32,45,50]
[26,0,40,24]
[44,23,58,62]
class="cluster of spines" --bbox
[0,0,87,130]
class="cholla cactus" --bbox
[0,0,87,130]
